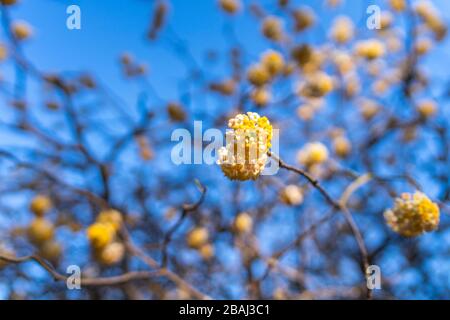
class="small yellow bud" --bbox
[333,136,351,158]
[219,0,240,14]
[279,185,303,206]
[297,142,329,167]
[97,209,123,232]
[261,50,284,76]
[355,39,385,60]
[97,242,125,265]
[12,21,32,40]
[28,218,55,245]
[30,195,52,217]
[247,64,270,87]
[330,16,354,43]
[199,244,215,260]
[262,16,283,41]
[187,227,209,249]
[39,240,62,263]
[234,212,253,233]
[417,100,437,118]
[87,222,115,249]
[167,102,186,122]
[250,87,271,107]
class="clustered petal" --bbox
[217,112,273,181]
[384,191,440,237]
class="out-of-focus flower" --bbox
[167,102,187,122]
[359,98,380,121]
[1,0,17,6]
[87,222,115,249]
[199,244,214,260]
[209,79,236,96]
[330,16,354,43]
[415,1,447,41]
[233,212,253,233]
[333,51,354,75]
[28,218,55,245]
[417,99,437,118]
[251,87,271,107]
[355,39,385,60]
[279,185,303,206]
[384,192,440,237]
[219,0,241,14]
[296,104,315,121]
[297,142,329,167]
[30,195,52,217]
[389,0,406,12]
[262,16,283,41]
[12,21,32,40]
[217,112,273,181]
[261,50,285,76]
[187,227,209,249]
[298,72,334,98]
[39,240,62,264]
[292,7,315,32]
[333,136,351,158]
[97,209,123,232]
[380,11,393,30]
[0,44,7,61]
[247,64,270,86]
[415,38,433,55]
[97,242,125,265]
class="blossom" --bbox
[330,16,354,44]
[384,192,440,237]
[12,21,32,40]
[333,136,351,158]
[417,99,437,118]
[87,222,115,249]
[97,209,123,232]
[217,112,273,181]
[187,227,209,249]
[262,16,283,41]
[355,39,385,60]
[261,50,285,76]
[28,218,55,245]
[297,142,329,167]
[298,72,334,98]
[247,64,270,87]
[250,87,271,107]
[97,242,125,265]
[219,0,241,14]
[233,212,253,233]
[279,185,304,206]
[30,195,52,217]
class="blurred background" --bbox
[0,0,449,299]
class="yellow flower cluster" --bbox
[297,142,329,167]
[384,192,440,237]
[217,112,273,181]
[12,21,32,41]
[233,212,253,234]
[298,72,334,98]
[27,195,61,264]
[86,209,125,265]
[330,16,354,44]
[355,39,385,60]
[262,16,283,41]
[187,227,214,260]
[279,185,304,206]
[219,0,241,14]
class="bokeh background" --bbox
[0,0,449,299]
